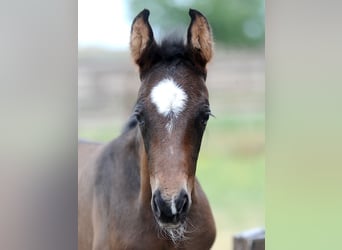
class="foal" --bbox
[78,9,216,250]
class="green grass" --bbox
[79,114,264,249]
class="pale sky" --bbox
[78,0,130,50]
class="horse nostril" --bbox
[176,190,189,216]
[152,193,161,218]
[179,194,189,215]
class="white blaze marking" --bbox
[171,198,177,215]
[150,78,187,117]
[166,120,174,133]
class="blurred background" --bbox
[78,0,264,249]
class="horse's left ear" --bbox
[187,9,213,66]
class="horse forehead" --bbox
[150,78,189,117]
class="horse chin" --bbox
[157,221,187,244]
[158,221,182,229]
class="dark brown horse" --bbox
[78,9,216,250]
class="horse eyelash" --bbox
[203,108,215,119]
[202,104,214,118]
[208,112,215,118]
[133,104,144,117]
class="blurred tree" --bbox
[126,0,264,47]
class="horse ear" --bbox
[187,9,213,66]
[130,9,156,65]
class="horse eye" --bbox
[135,112,145,126]
[200,113,210,126]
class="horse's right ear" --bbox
[187,9,213,67]
[130,9,156,66]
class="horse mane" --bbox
[158,35,188,62]
[137,32,207,79]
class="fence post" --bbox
[233,228,265,250]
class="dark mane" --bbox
[159,35,187,61]
[139,35,207,79]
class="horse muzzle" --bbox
[151,189,190,226]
